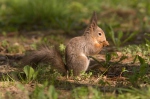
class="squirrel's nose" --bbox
[103,41,109,47]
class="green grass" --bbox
[121,44,150,62]
[0,0,102,31]
[0,0,70,30]
[1,82,150,99]
[0,0,150,33]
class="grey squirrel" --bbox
[22,12,109,76]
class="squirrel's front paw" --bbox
[103,41,109,47]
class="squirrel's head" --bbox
[84,12,109,47]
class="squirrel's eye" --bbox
[98,33,102,36]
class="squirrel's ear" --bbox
[84,11,98,34]
[90,11,97,27]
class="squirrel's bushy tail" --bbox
[21,46,67,74]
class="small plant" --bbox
[1,40,9,48]
[72,87,103,99]
[21,65,38,83]
[30,43,37,50]
[47,85,58,99]
[129,55,149,85]
[108,26,138,47]
[145,33,150,45]
[31,85,58,99]
[2,74,14,82]
[137,56,149,79]
[59,43,66,52]
[98,77,110,86]
[72,87,89,99]
[78,72,92,80]
[104,53,112,67]
[120,67,129,77]
[7,44,25,54]
[48,70,61,85]
[118,86,150,98]
[31,85,47,99]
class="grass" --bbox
[0,40,150,98]
[106,25,139,47]
[1,81,150,99]
[121,44,150,62]
[0,0,69,31]
[0,0,150,34]
[0,0,101,31]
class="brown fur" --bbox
[22,47,66,74]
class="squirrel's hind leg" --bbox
[68,54,90,76]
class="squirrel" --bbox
[21,12,109,76]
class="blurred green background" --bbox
[0,0,150,32]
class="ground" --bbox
[0,30,150,99]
